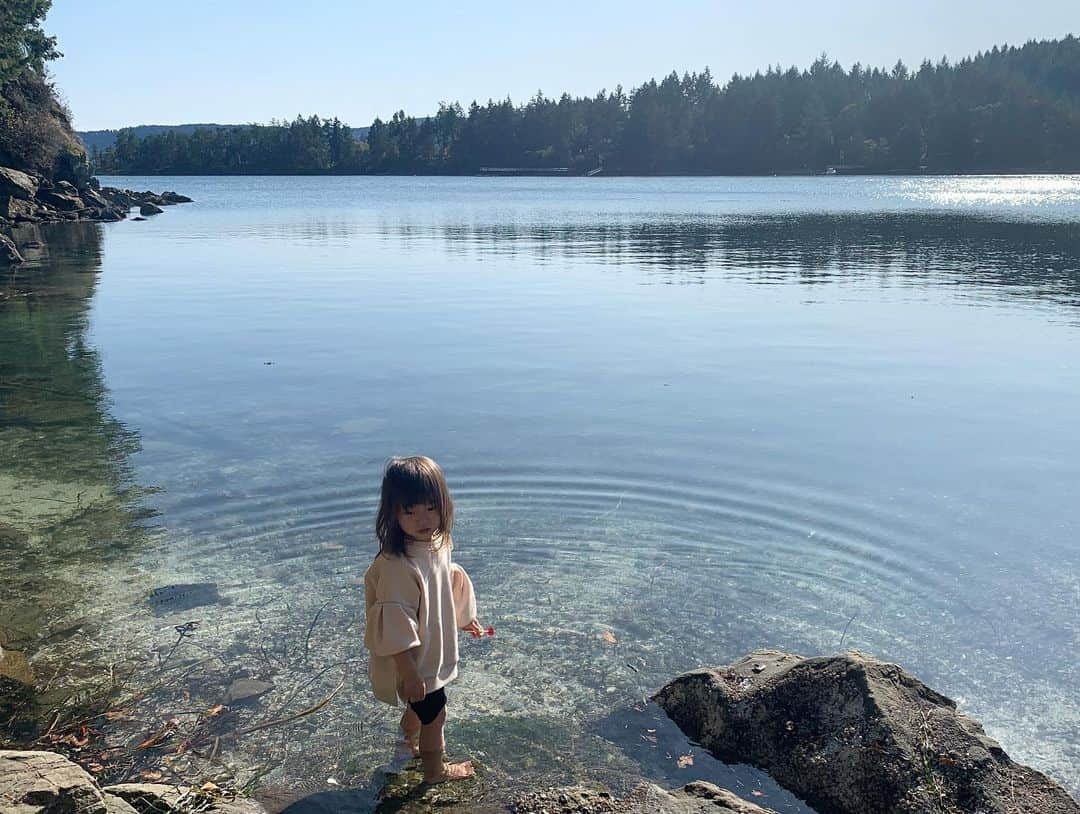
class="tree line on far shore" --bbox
[92,36,1080,176]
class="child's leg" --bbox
[400,706,421,756]
[419,706,474,783]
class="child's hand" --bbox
[404,677,426,703]
[462,619,485,639]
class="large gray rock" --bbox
[36,188,86,212]
[654,650,1079,814]
[3,196,40,222]
[99,187,136,208]
[138,202,164,216]
[0,750,108,814]
[79,187,111,209]
[102,783,265,814]
[103,795,139,814]
[512,781,778,813]
[0,167,38,200]
[100,783,184,813]
[0,753,264,814]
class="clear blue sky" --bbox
[47,0,1077,131]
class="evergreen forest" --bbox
[92,36,1080,176]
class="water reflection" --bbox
[403,213,1080,303]
[0,223,150,734]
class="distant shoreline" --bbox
[93,169,1080,178]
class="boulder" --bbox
[80,187,110,209]
[4,196,40,222]
[101,783,185,813]
[139,202,164,216]
[37,188,86,212]
[104,794,140,814]
[92,207,127,222]
[99,187,136,208]
[0,750,108,814]
[654,650,1079,814]
[160,191,193,204]
[103,783,265,814]
[135,191,165,206]
[1,233,24,265]
[0,756,267,814]
[0,167,38,200]
[512,781,779,813]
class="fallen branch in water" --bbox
[232,671,346,738]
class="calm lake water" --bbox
[2,176,1079,810]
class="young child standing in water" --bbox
[363,456,484,783]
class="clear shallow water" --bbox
[2,176,1079,809]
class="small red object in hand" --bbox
[486,626,496,637]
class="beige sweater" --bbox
[363,536,477,705]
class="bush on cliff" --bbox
[0,0,87,183]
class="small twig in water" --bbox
[159,621,200,671]
[838,612,858,650]
[302,600,332,665]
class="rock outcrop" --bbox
[654,649,1079,814]
[0,167,38,200]
[512,781,779,813]
[0,750,126,814]
[0,751,265,814]
[0,167,193,265]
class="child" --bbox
[363,456,484,784]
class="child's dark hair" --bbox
[376,456,454,556]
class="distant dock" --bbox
[479,167,571,176]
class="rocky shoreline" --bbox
[1,165,192,265]
[2,649,1076,814]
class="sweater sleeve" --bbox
[364,557,422,657]
[450,563,478,629]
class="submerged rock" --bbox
[224,678,275,704]
[654,649,1079,814]
[512,781,779,813]
[147,582,222,614]
[0,645,36,720]
[0,645,35,686]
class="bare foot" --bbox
[424,759,475,784]
[389,736,420,771]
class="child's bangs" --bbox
[395,471,443,511]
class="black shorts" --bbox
[409,687,447,725]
